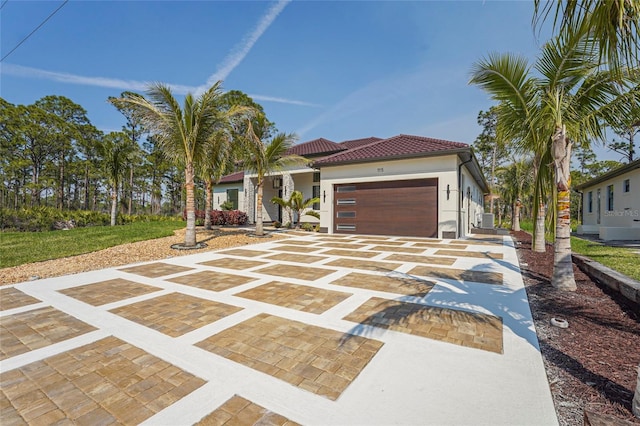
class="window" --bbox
[337,185,355,192]
[226,189,239,210]
[272,178,282,189]
[312,185,320,210]
[587,191,593,213]
[337,211,355,218]
[624,179,630,193]
[337,199,356,205]
[607,185,614,211]
[313,172,320,183]
[336,224,356,231]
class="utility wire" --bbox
[1,0,68,62]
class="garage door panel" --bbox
[334,179,438,237]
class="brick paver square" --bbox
[370,246,425,254]
[330,272,434,297]
[451,239,503,245]
[59,278,161,306]
[1,307,96,360]
[384,253,456,266]
[435,249,504,260]
[0,336,205,425]
[168,271,255,292]
[411,242,467,249]
[196,314,383,400]
[219,249,268,257]
[359,240,405,246]
[317,242,368,250]
[355,235,389,240]
[326,258,401,273]
[119,262,194,278]
[271,245,322,254]
[343,297,503,353]
[264,253,328,264]
[321,249,380,259]
[0,288,41,311]
[199,257,267,270]
[235,282,351,314]
[396,238,443,243]
[110,293,242,337]
[276,240,314,246]
[195,395,300,426]
[254,264,335,281]
[408,266,503,285]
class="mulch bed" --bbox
[513,230,640,425]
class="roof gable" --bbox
[218,171,244,183]
[575,159,640,190]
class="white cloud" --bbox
[196,0,291,94]
[249,94,321,108]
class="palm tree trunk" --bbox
[204,179,213,230]
[534,201,546,252]
[184,163,197,247]
[128,166,134,215]
[256,181,264,236]
[551,126,576,291]
[633,364,640,418]
[110,185,118,226]
[512,201,521,231]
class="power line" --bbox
[1,0,68,62]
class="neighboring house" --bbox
[225,134,488,238]
[576,159,640,241]
[214,171,244,211]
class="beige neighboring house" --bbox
[576,159,640,241]
[219,134,488,239]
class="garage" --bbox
[333,178,438,237]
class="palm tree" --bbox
[100,131,134,226]
[271,190,320,228]
[109,82,233,247]
[243,115,307,236]
[471,23,638,290]
[198,130,232,230]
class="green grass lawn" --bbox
[571,236,640,281]
[0,221,184,269]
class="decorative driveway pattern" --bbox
[110,293,242,337]
[0,336,205,425]
[195,314,384,401]
[0,231,557,425]
[343,297,503,353]
[1,307,96,360]
[59,278,161,306]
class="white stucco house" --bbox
[576,159,640,241]
[216,134,488,239]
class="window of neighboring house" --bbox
[312,185,320,210]
[226,189,238,210]
[624,179,630,193]
[607,185,614,211]
[588,191,593,213]
[313,172,320,183]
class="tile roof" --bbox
[313,134,469,166]
[286,138,346,157]
[218,171,244,183]
[339,137,382,150]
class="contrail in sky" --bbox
[197,0,292,94]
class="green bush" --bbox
[301,222,313,232]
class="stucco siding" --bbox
[581,168,640,229]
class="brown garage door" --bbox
[334,179,438,237]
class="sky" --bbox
[0,0,622,160]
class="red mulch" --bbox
[513,230,640,425]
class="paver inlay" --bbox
[370,246,424,254]
[168,271,255,292]
[234,282,351,314]
[264,253,327,264]
[320,249,380,259]
[408,266,503,285]
[411,242,467,249]
[330,272,434,297]
[59,278,161,306]
[0,288,41,311]
[384,253,456,266]
[110,293,242,337]
[272,245,322,254]
[219,249,267,257]
[199,257,267,270]
[254,264,335,281]
[317,242,367,249]
[195,395,299,426]
[196,314,383,400]
[119,262,194,278]
[0,336,206,425]
[1,307,96,360]
[344,297,503,353]
[326,258,400,273]
[435,249,504,260]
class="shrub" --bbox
[273,220,282,228]
[301,222,313,232]
[181,209,248,226]
[220,200,234,211]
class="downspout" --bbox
[576,189,583,226]
[458,156,473,238]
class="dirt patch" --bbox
[0,227,286,286]
[514,230,640,425]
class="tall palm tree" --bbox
[271,190,320,228]
[198,130,232,230]
[471,23,638,290]
[243,115,307,236]
[109,82,233,247]
[100,131,134,226]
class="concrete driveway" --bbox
[0,232,557,425]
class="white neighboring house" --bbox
[221,134,488,238]
[576,159,640,241]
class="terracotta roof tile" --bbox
[339,137,382,149]
[286,138,346,157]
[218,171,244,183]
[314,134,469,166]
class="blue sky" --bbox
[0,0,620,159]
